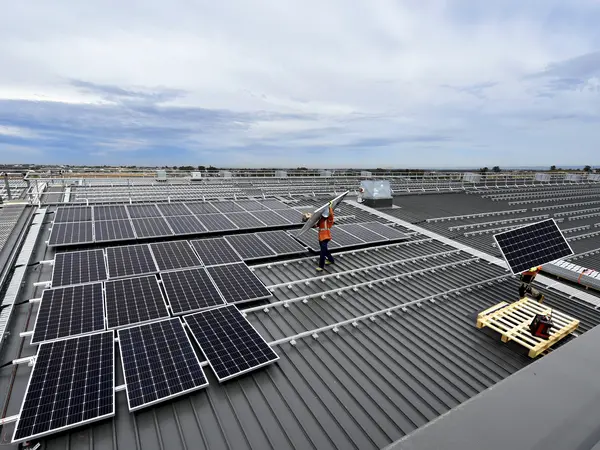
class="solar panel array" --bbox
[206,263,272,303]
[161,268,227,314]
[190,237,243,266]
[494,219,574,274]
[49,199,305,247]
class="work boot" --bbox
[316,267,324,272]
[325,260,334,265]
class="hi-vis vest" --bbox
[318,208,334,241]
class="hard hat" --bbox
[529,266,542,272]
[322,208,329,218]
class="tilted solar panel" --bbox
[52,249,107,287]
[161,268,226,314]
[206,262,272,303]
[189,237,243,266]
[106,244,158,278]
[149,241,203,271]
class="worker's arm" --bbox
[327,207,334,226]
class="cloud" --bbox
[0,0,599,167]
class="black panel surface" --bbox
[226,212,266,229]
[330,228,365,246]
[258,199,290,210]
[149,241,202,271]
[271,208,304,224]
[12,332,114,443]
[105,276,169,328]
[94,219,136,242]
[106,244,157,278]
[131,217,173,238]
[162,268,226,314]
[494,219,573,274]
[256,230,307,255]
[251,210,291,226]
[196,213,238,232]
[32,283,105,344]
[184,305,279,382]
[118,318,208,411]
[206,263,272,303]
[49,222,94,246]
[186,202,219,215]
[224,234,277,260]
[190,238,243,266]
[52,249,107,287]
[361,222,407,240]
[338,223,389,243]
[126,204,161,218]
[212,201,245,213]
[236,200,268,211]
[157,203,192,216]
[93,205,128,221]
[54,206,93,223]
[164,215,207,235]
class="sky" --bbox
[1,0,599,168]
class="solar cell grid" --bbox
[161,268,226,314]
[225,234,277,260]
[258,199,290,210]
[126,204,161,218]
[190,238,243,266]
[330,228,365,247]
[157,203,193,216]
[48,221,94,247]
[271,208,304,224]
[212,201,245,213]
[105,275,169,328]
[52,249,107,287]
[92,205,128,221]
[360,222,407,240]
[256,230,307,255]
[149,241,203,271]
[338,223,389,243]
[226,212,266,229]
[196,213,238,232]
[164,215,207,235]
[206,262,272,303]
[118,318,208,411]
[236,200,268,211]
[106,244,157,278]
[186,202,219,215]
[251,210,291,226]
[54,206,93,223]
[131,217,173,238]
[12,332,114,443]
[494,219,573,274]
[184,305,279,382]
[94,219,136,242]
[32,283,105,344]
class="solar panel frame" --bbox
[185,202,220,215]
[31,283,106,345]
[156,203,194,216]
[212,201,245,213]
[164,215,207,235]
[195,213,239,232]
[93,205,129,221]
[12,331,115,444]
[183,304,279,382]
[161,268,226,315]
[270,208,304,224]
[337,223,389,243]
[149,241,203,271]
[258,199,290,210]
[106,244,158,279]
[224,234,277,260]
[189,237,243,266]
[51,249,107,288]
[117,318,209,411]
[358,222,408,240]
[104,275,170,329]
[54,206,93,223]
[206,262,272,303]
[126,204,162,218]
[235,200,268,211]
[48,221,94,247]
[328,228,365,247]
[94,219,136,243]
[256,230,307,256]
[226,212,267,229]
[131,217,174,238]
[493,218,574,274]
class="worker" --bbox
[315,203,335,271]
[519,266,545,302]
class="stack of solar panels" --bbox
[49,199,306,247]
[292,221,408,251]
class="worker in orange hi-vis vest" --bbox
[314,204,335,271]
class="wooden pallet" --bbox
[476,297,579,358]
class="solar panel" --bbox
[206,263,272,303]
[48,222,94,247]
[196,213,239,232]
[493,219,574,274]
[183,305,279,382]
[190,237,243,266]
[106,244,157,278]
[52,249,107,287]
[126,204,162,218]
[93,205,128,221]
[94,219,136,242]
[235,200,268,211]
[161,268,226,314]
[251,210,291,226]
[225,234,277,260]
[54,206,93,223]
[271,208,304,224]
[330,228,366,247]
[338,223,389,243]
[226,212,266,229]
[164,215,207,235]
[157,203,193,216]
[360,222,407,240]
[105,275,169,328]
[118,318,208,411]
[131,217,174,238]
[186,202,220,215]
[149,241,203,271]
[32,283,105,344]
[257,230,307,255]
[212,201,245,213]
[258,199,290,210]
[12,332,114,443]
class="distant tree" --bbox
[550,165,556,171]
[480,167,489,173]
[198,165,206,171]
[492,166,501,173]
[584,165,592,172]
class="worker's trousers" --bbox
[319,239,334,269]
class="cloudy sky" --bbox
[1,1,599,168]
